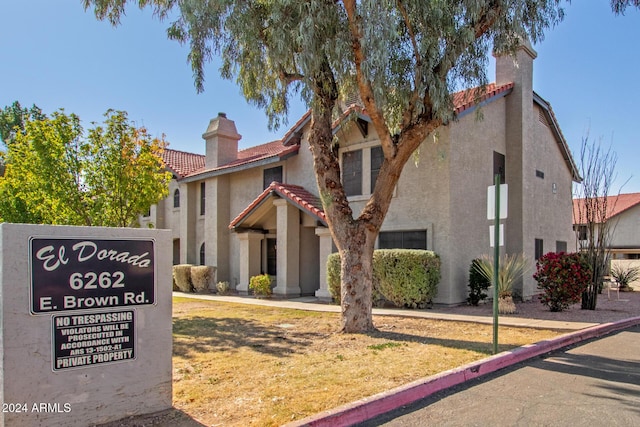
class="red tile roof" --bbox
[573,192,640,224]
[162,149,205,178]
[452,82,514,114]
[229,182,326,229]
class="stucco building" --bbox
[142,44,580,305]
[573,192,640,260]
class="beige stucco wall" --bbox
[446,99,509,304]
[609,205,640,249]
[519,105,576,298]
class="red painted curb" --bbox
[284,316,640,427]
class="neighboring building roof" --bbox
[573,192,640,224]
[229,182,326,230]
[162,149,205,179]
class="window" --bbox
[379,230,427,250]
[370,146,384,192]
[200,182,205,215]
[263,166,283,189]
[535,239,544,260]
[493,151,505,184]
[574,225,587,241]
[556,241,567,253]
[144,208,151,217]
[342,150,362,196]
[199,243,205,265]
[266,238,277,276]
[173,189,180,208]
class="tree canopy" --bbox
[0,107,171,227]
[83,0,639,332]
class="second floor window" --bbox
[342,149,362,196]
[173,189,180,208]
[200,182,206,215]
[263,166,283,189]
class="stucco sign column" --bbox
[237,231,264,294]
[273,199,301,296]
[315,227,334,300]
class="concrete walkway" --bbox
[174,292,640,426]
[173,292,599,330]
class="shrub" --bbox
[374,249,440,308]
[474,253,529,314]
[191,266,216,293]
[216,281,231,295]
[534,252,591,312]
[249,274,272,297]
[327,250,440,308]
[467,259,491,306]
[610,264,640,290]
[173,264,193,292]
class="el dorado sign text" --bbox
[30,238,155,314]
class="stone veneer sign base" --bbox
[0,224,172,427]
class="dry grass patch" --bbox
[172,297,563,426]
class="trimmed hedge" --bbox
[173,264,193,292]
[327,249,440,308]
[191,265,216,293]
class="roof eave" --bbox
[533,92,582,183]
[179,147,299,183]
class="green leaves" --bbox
[0,105,171,227]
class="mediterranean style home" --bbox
[573,192,640,261]
[142,43,580,305]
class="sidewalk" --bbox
[173,292,600,330]
[174,292,640,427]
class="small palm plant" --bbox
[610,264,640,291]
[475,253,530,314]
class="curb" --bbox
[284,316,640,427]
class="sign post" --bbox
[488,177,507,355]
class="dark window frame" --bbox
[173,189,180,208]
[379,230,428,250]
[200,182,206,215]
[342,149,363,196]
[535,238,544,260]
[370,145,384,193]
[493,151,506,184]
[263,166,283,189]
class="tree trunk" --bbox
[339,226,376,332]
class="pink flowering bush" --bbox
[533,252,592,312]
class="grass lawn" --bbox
[171,297,563,426]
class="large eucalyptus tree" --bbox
[84,0,635,332]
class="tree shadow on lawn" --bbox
[173,316,328,358]
[173,317,516,359]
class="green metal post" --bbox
[493,174,500,355]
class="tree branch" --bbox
[343,0,395,159]
[396,0,421,129]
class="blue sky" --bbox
[1,1,639,193]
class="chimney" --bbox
[494,38,537,93]
[202,112,242,168]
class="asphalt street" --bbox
[358,325,640,427]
